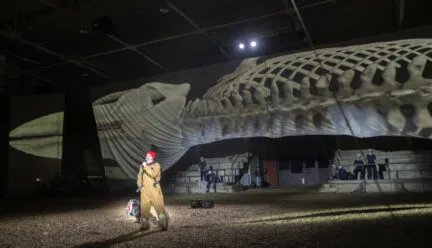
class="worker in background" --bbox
[353,154,366,180]
[199,156,207,181]
[366,149,378,180]
[206,165,217,193]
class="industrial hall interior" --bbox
[1,0,432,248]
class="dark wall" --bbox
[90,60,242,102]
[167,135,432,175]
[250,135,432,160]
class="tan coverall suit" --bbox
[136,162,166,220]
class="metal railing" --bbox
[336,163,432,180]
[167,153,251,186]
[167,168,241,185]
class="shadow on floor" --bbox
[243,206,430,224]
[74,230,160,248]
[179,206,430,229]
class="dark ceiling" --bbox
[0,0,431,95]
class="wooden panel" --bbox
[264,160,279,185]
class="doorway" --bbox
[264,160,279,185]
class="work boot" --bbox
[135,216,141,223]
[158,213,168,231]
[139,218,150,231]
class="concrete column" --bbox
[0,54,10,198]
[62,85,106,192]
[0,90,10,198]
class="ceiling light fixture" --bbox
[250,41,257,48]
[238,43,245,49]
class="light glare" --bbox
[250,41,257,47]
[238,43,245,49]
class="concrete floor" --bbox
[1,188,432,248]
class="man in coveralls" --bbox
[136,151,168,231]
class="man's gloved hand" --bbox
[153,181,159,187]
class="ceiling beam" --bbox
[290,0,317,51]
[83,31,199,59]
[164,0,231,60]
[39,0,76,19]
[22,71,58,86]
[397,0,405,30]
[20,0,334,74]
[81,11,291,60]
[0,15,13,33]
[2,51,40,65]
[281,0,300,34]
[1,54,60,87]
[85,0,333,57]
[106,35,168,71]
[39,0,168,71]
[0,30,112,80]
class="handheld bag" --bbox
[125,199,140,217]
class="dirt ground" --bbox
[1,187,432,248]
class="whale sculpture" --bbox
[9,39,432,179]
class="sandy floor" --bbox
[1,188,432,248]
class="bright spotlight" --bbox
[250,41,257,47]
[238,43,245,49]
